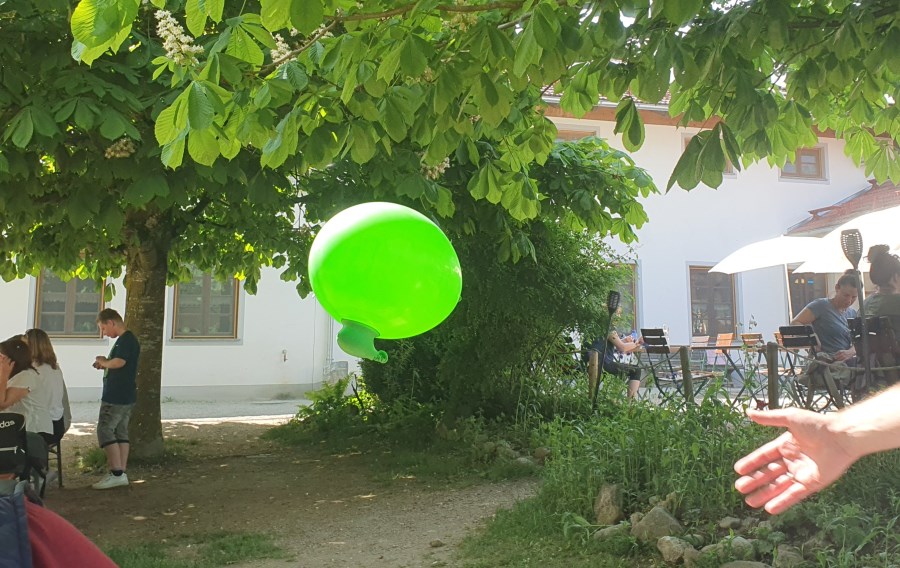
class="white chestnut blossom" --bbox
[270,34,292,64]
[104,138,137,159]
[154,10,204,66]
[422,157,451,180]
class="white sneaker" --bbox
[92,472,129,490]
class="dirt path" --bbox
[50,420,537,567]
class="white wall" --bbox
[550,116,867,345]
[0,268,338,401]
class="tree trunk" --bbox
[124,237,169,460]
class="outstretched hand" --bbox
[734,408,857,515]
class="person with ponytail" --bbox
[864,245,900,332]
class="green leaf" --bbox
[99,111,129,140]
[185,0,207,37]
[614,98,644,151]
[124,174,170,207]
[667,134,703,191]
[155,99,183,145]
[399,37,428,77]
[9,110,34,148]
[278,61,309,90]
[73,100,96,130]
[187,128,220,166]
[207,0,224,22]
[348,122,376,164]
[226,26,265,67]
[378,41,403,83]
[513,23,542,77]
[260,0,291,31]
[531,3,560,50]
[188,81,215,130]
[290,0,325,35]
[662,0,701,25]
[161,136,186,168]
[30,107,59,137]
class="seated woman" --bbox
[0,338,54,469]
[860,245,900,392]
[23,329,70,445]
[591,330,643,399]
[864,245,900,331]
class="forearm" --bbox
[831,383,900,459]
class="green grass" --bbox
[75,438,202,472]
[105,532,289,568]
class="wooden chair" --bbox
[778,325,848,412]
[638,329,715,404]
[705,333,735,374]
[689,335,710,372]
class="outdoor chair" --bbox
[689,335,710,372]
[637,329,714,405]
[705,333,735,375]
[778,325,849,412]
[0,413,35,488]
[47,439,63,489]
[849,316,899,399]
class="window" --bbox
[34,271,105,337]
[780,147,826,180]
[172,269,239,339]
[614,263,638,334]
[683,134,734,175]
[689,266,736,337]
[787,270,828,319]
[556,128,596,141]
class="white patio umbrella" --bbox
[708,236,824,274]
[794,205,900,273]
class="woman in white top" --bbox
[24,328,71,444]
[0,337,54,441]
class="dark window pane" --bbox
[174,271,238,339]
[36,271,104,337]
[689,267,736,337]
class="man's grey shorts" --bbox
[97,402,134,448]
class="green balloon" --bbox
[308,202,463,363]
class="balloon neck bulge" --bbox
[336,320,389,363]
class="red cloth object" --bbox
[25,501,117,567]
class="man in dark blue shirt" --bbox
[92,308,140,490]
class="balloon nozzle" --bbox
[337,320,388,363]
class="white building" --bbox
[0,102,886,401]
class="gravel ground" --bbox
[69,398,312,424]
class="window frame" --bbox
[688,265,737,337]
[779,146,827,181]
[34,270,106,339]
[171,271,241,340]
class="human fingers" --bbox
[734,432,793,476]
[734,460,789,494]
[763,481,815,515]
[745,408,808,428]
[742,472,796,509]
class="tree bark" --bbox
[124,236,169,460]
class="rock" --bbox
[720,562,770,568]
[741,517,759,531]
[429,539,445,548]
[532,446,551,464]
[719,516,742,530]
[593,484,624,526]
[592,522,629,541]
[630,506,683,542]
[480,441,497,457]
[801,535,828,555]
[514,456,535,468]
[683,533,705,548]
[682,548,701,567]
[774,545,804,568]
[657,536,695,563]
[757,520,773,532]
[496,442,519,460]
[725,536,756,560]
[662,491,680,515]
[630,512,644,525]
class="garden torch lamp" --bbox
[840,229,870,386]
[592,290,621,409]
